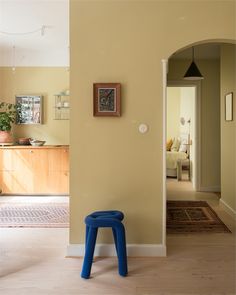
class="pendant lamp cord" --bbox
[0,25,49,36]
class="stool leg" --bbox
[115,225,128,277]
[81,227,98,279]
[85,225,89,249]
[112,228,118,254]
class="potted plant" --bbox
[0,102,16,144]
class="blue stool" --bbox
[81,210,128,279]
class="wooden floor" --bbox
[0,184,235,295]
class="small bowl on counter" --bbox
[18,138,31,145]
[29,139,46,146]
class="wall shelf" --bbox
[54,94,70,120]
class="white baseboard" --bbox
[199,186,221,192]
[220,199,236,219]
[67,243,166,257]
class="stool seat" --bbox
[81,210,128,279]
[85,210,124,227]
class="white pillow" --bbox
[179,144,187,153]
[171,138,180,151]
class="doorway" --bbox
[166,85,197,191]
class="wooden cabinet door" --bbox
[0,149,33,193]
[48,148,69,194]
[59,147,69,194]
[0,147,69,195]
[0,149,14,171]
[12,149,34,193]
[0,149,14,193]
[31,149,49,194]
[0,171,15,193]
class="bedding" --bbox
[179,143,187,153]
[170,138,181,151]
[166,133,189,177]
[166,151,188,170]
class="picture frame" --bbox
[93,83,121,117]
[16,95,43,124]
[225,92,233,121]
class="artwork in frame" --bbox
[16,95,43,124]
[93,83,121,117]
[225,92,233,121]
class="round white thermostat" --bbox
[139,124,148,134]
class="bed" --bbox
[166,151,188,177]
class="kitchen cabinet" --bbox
[0,146,69,195]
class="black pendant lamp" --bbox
[183,47,204,80]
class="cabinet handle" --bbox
[30,150,33,153]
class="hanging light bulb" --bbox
[12,45,16,73]
[183,47,204,80]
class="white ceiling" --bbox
[0,0,69,66]
[0,1,223,66]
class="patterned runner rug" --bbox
[167,200,231,233]
[0,203,69,228]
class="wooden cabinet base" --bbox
[0,146,69,195]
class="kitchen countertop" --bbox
[0,145,69,149]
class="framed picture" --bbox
[93,83,121,117]
[225,92,233,121]
[16,95,43,124]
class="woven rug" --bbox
[0,203,69,228]
[167,200,231,234]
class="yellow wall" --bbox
[167,87,181,140]
[220,44,236,212]
[0,68,2,100]
[70,0,236,246]
[168,59,221,190]
[0,67,69,145]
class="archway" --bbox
[162,39,236,245]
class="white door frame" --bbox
[162,59,168,247]
[167,80,201,191]
[162,59,202,245]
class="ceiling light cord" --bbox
[0,25,49,36]
[12,45,16,73]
